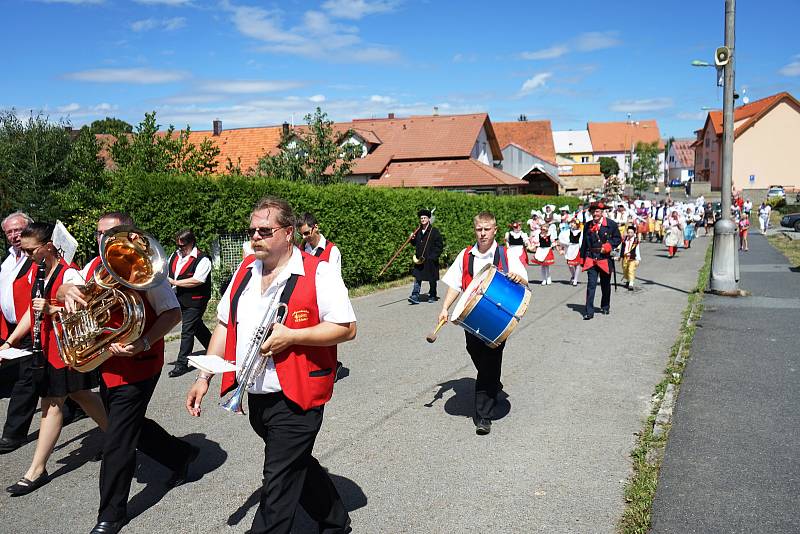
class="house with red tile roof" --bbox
[552,129,603,195]
[692,91,800,193]
[587,120,664,182]
[492,121,562,195]
[665,139,695,184]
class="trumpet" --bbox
[220,302,289,415]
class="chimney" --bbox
[388,113,395,119]
[212,119,222,136]
[282,122,290,137]
[433,106,439,116]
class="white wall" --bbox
[471,127,491,164]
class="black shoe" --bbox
[583,314,593,320]
[90,519,128,534]
[0,436,26,454]
[407,297,420,305]
[168,364,191,378]
[334,361,344,383]
[475,419,492,435]
[427,295,439,302]
[167,443,200,488]
[6,470,49,496]
[601,308,610,315]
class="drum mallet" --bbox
[426,319,447,343]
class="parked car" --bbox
[766,185,786,199]
[780,212,800,232]
[668,178,682,187]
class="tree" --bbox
[598,156,620,179]
[87,117,133,135]
[631,141,661,194]
[255,107,357,185]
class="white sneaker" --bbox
[546,277,552,285]
[541,280,547,285]
[572,280,578,286]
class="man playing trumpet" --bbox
[186,196,356,534]
[408,208,442,305]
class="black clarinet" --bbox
[30,259,47,370]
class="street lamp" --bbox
[691,60,713,67]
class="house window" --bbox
[704,138,709,147]
[704,158,709,168]
[581,156,589,163]
[669,155,675,163]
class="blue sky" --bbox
[3,0,799,139]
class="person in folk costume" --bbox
[528,214,560,285]
[635,201,650,241]
[504,221,530,266]
[297,213,342,277]
[620,225,643,290]
[558,206,572,233]
[167,229,213,378]
[683,206,698,249]
[664,210,683,258]
[559,218,583,286]
[574,203,591,231]
[1,223,108,496]
[186,196,356,534]
[645,199,656,241]
[525,209,539,236]
[738,212,751,251]
[297,213,346,381]
[437,211,528,435]
[408,209,443,305]
[58,212,197,534]
[653,200,667,242]
[612,204,628,236]
[579,201,622,320]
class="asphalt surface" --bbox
[650,230,800,533]
[0,234,707,533]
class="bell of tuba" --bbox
[54,225,167,372]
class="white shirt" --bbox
[174,247,211,283]
[303,234,342,276]
[442,242,529,292]
[217,247,355,394]
[0,248,29,323]
[65,258,179,316]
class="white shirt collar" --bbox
[305,234,327,254]
[470,241,498,259]
[178,246,199,259]
[248,247,306,283]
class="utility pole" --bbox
[710,0,739,293]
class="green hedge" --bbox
[56,172,578,287]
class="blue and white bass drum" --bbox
[450,264,531,348]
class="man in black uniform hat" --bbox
[579,201,622,320]
[408,209,443,304]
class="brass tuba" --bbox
[54,225,167,372]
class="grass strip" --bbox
[766,233,800,267]
[618,242,713,534]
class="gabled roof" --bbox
[367,159,524,189]
[671,139,695,168]
[493,120,556,164]
[553,130,593,154]
[703,91,800,138]
[587,120,662,152]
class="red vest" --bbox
[461,245,509,290]
[0,257,35,339]
[312,240,335,262]
[220,253,338,411]
[85,257,165,388]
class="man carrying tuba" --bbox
[57,211,199,534]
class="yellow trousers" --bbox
[622,258,639,284]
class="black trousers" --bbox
[585,265,612,317]
[247,392,350,534]
[176,304,211,366]
[98,374,191,522]
[1,332,37,440]
[465,333,504,420]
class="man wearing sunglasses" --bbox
[166,229,212,378]
[186,196,356,534]
[296,213,342,277]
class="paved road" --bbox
[0,235,706,533]
[651,231,800,533]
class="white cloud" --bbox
[309,94,326,103]
[57,103,81,113]
[779,56,800,76]
[198,80,305,94]
[520,46,568,60]
[130,17,186,32]
[370,95,395,104]
[676,111,707,121]
[610,98,674,113]
[574,31,621,52]
[55,102,118,117]
[519,72,553,95]
[64,68,188,84]
[321,0,398,20]
[222,0,399,63]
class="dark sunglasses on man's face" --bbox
[247,226,288,239]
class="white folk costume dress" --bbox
[559,227,583,285]
[505,229,529,266]
[531,222,558,285]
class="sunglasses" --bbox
[246,226,290,239]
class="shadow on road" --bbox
[425,377,511,421]
[126,433,228,521]
[566,303,585,317]
[636,276,691,295]
[227,472,367,531]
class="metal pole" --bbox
[710,0,738,293]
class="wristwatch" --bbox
[140,335,151,352]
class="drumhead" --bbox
[450,264,494,323]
